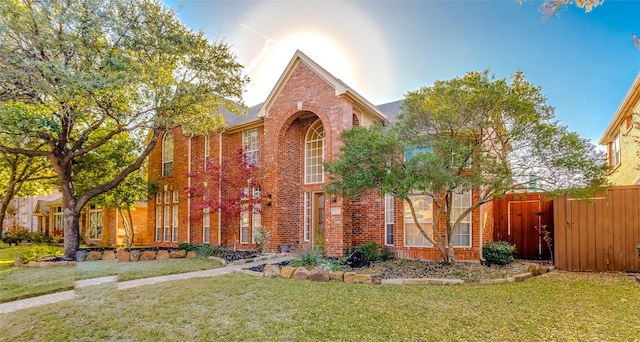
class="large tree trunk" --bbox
[63,205,81,260]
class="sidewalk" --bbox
[0,256,292,315]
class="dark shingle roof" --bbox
[376,99,403,123]
[219,102,264,127]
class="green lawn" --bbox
[0,246,222,303]
[1,271,638,340]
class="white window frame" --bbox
[204,134,210,171]
[452,189,472,247]
[53,207,63,231]
[164,191,170,204]
[88,204,103,240]
[162,132,174,177]
[240,204,249,244]
[611,132,621,167]
[203,208,210,243]
[303,192,310,241]
[173,190,179,203]
[304,121,324,184]
[242,128,259,166]
[172,205,178,242]
[385,194,394,246]
[155,207,162,242]
[252,188,261,243]
[156,194,162,205]
[404,195,434,247]
[163,206,170,242]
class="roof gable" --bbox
[600,72,640,145]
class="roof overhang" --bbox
[599,72,640,145]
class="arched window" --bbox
[162,132,174,177]
[305,120,324,184]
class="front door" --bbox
[313,193,325,251]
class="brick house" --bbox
[600,72,640,185]
[147,51,493,260]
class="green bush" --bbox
[2,228,31,244]
[348,242,393,262]
[30,232,52,244]
[483,241,516,265]
[288,248,322,269]
[177,242,195,251]
[19,244,63,263]
[194,244,224,258]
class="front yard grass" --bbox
[1,271,638,340]
[0,246,222,303]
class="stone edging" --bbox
[242,263,555,286]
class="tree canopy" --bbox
[326,70,607,262]
[0,0,247,258]
[520,0,603,18]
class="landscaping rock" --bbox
[293,267,311,280]
[85,251,103,261]
[280,266,296,279]
[527,264,542,276]
[130,249,142,261]
[101,250,116,260]
[156,250,170,260]
[140,251,156,261]
[513,273,533,282]
[75,250,88,262]
[329,271,345,281]
[186,251,197,259]
[117,250,130,263]
[170,250,187,258]
[14,253,22,267]
[310,269,330,282]
[344,272,373,284]
[263,264,281,278]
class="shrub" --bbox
[19,244,63,263]
[288,248,322,269]
[253,226,271,254]
[52,236,63,244]
[194,244,224,258]
[348,242,393,262]
[483,241,516,265]
[177,242,195,251]
[30,232,52,244]
[3,228,30,244]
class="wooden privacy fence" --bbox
[554,186,640,272]
[493,193,554,260]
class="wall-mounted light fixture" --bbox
[266,194,272,206]
[330,193,337,203]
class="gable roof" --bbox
[256,50,389,124]
[599,72,640,145]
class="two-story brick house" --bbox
[147,51,493,260]
[600,72,640,185]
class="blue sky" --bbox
[163,0,640,145]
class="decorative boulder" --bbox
[156,250,170,260]
[130,249,142,261]
[85,251,103,261]
[186,251,197,259]
[329,271,345,282]
[310,269,330,282]
[344,272,373,284]
[292,267,311,280]
[101,250,116,260]
[527,264,541,276]
[140,251,157,261]
[170,250,187,258]
[263,264,281,278]
[117,250,130,263]
[280,266,296,279]
[75,250,88,262]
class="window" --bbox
[53,206,63,230]
[404,195,433,247]
[240,204,249,244]
[20,213,28,224]
[385,194,394,246]
[203,208,210,243]
[303,192,310,241]
[163,206,170,242]
[156,194,162,204]
[204,134,210,171]
[451,189,472,247]
[162,132,174,177]
[611,133,621,167]
[172,205,178,242]
[243,128,259,166]
[252,188,261,243]
[155,207,162,242]
[305,121,324,184]
[88,204,103,240]
[173,190,179,203]
[164,191,170,204]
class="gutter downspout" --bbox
[218,132,223,246]
[187,136,191,244]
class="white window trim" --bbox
[240,204,249,244]
[203,208,210,244]
[173,190,179,203]
[242,128,259,166]
[88,205,103,240]
[611,132,621,167]
[452,189,472,248]
[162,132,174,177]
[163,207,170,242]
[404,195,434,247]
[155,207,162,242]
[304,121,325,184]
[172,205,179,242]
[384,194,394,246]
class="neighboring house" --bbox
[147,50,494,260]
[600,72,640,185]
[1,191,61,233]
[32,198,148,247]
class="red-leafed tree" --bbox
[187,146,263,247]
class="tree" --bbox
[519,0,603,18]
[187,147,262,248]
[326,70,607,262]
[0,0,247,258]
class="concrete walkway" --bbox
[0,256,292,315]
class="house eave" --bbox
[599,72,640,145]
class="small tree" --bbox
[518,0,602,18]
[187,147,263,248]
[327,70,607,263]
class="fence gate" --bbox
[493,193,554,260]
